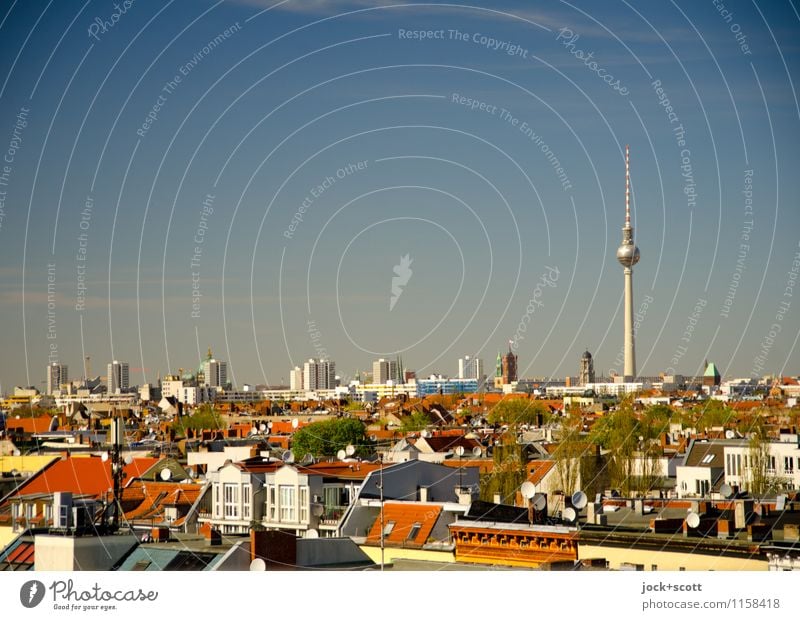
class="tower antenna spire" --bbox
[625,144,631,227]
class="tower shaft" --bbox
[623,267,636,379]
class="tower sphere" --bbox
[616,243,640,267]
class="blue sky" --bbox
[0,0,798,389]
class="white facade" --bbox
[303,358,336,390]
[262,465,356,537]
[723,438,800,493]
[202,463,265,534]
[106,360,130,394]
[47,363,68,395]
[201,358,227,388]
[289,366,304,391]
[458,355,484,380]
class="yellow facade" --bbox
[578,543,768,571]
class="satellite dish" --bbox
[12,449,21,457]
[282,450,295,464]
[291,419,299,429]
[267,421,273,430]
[311,503,324,517]
[249,558,266,571]
[370,434,378,442]
[49,416,59,432]
[472,446,482,457]
[160,468,172,481]
[455,446,465,457]
[306,529,319,539]
[563,507,577,523]
[520,482,536,499]
[725,429,735,439]
[686,512,701,528]
[337,449,346,460]
[345,444,355,456]
[301,453,314,466]
[249,427,258,436]
[720,483,734,499]
[532,493,547,512]
[571,491,588,510]
[259,423,267,432]
[123,454,133,465]
[101,452,109,462]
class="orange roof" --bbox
[6,455,165,500]
[441,458,495,474]
[300,461,384,481]
[366,502,442,547]
[121,480,204,523]
[4,415,54,434]
[526,460,556,486]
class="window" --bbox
[214,483,221,517]
[784,456,794,473]
[383,521,396,537]
[407,522,422,542]
[299,487,309,522]
[242,485,251,520]
[279,485,296,522]
[223,483,239,519]
[701,454,715,464]
[736,454,741,476]
[268,485,276,520]
[726,454,731,475]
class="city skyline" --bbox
[0,1,798,391]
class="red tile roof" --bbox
[5,455,166,500]
[526,460,556,486]
[365,502,443,547]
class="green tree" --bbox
[290,417,372,458]
[480,433,527,504]
[487,399,549,427]
[173,404,224,436]
[399,410,432,433]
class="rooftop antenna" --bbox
[377,452,385,571]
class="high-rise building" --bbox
[303,358,336,390]
[616,145,641,381]
[106,360,130,394]
[372,358,397,385]
[458,355,484,380]
[46,363,68,394]
[200,348,228,388]
[289,366,304,391]
[579,350,595,385]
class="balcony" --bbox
[321,506,347,525]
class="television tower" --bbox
[616,145,640,381]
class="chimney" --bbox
[419,486,429,502]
